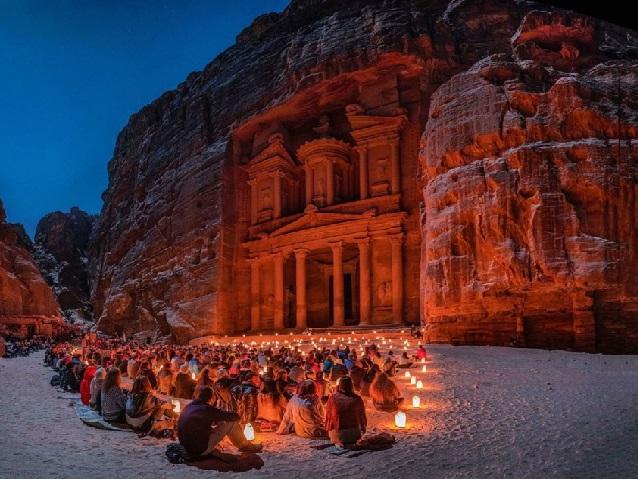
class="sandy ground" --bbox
[2,344,638,478]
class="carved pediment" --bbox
[247,133,296,176]
[346,104,407,144]
[268,205,375,237]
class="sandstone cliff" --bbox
[34,207,96,324]
[0,199,60,318]
[420,9,638,353]
[90,0,638,351]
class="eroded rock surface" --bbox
[34,207,96,324]
[0,199,60,318]
[420,10,638,353]
[90,0,638,351]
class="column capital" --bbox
[248,178,258,186]
[294,248,310,259]
[329,240,343,252]
[355,144,368,154]
[355,236,370,247]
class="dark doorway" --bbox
[328,273,354,325]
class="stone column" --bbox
[357,238,371,325]
[326,160,335,206]
[249,179,257,225]
[357,146,368,200]
[390,140,400,194]
[295,249,309,329]
[249,257,261,331]
[273,173,282,219]
[305,165,313,206]
[391,234,403,324]
[331,241,344,327]
[274,253,285,330]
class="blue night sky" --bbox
[0,0,289,238]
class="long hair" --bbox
[102,367,121,392]
[370,371,400,403]
[297,379,317,399]
[336,376,356,396]
[131,376,152,395]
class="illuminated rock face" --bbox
[91,0,638,351]
[421,10,638,353]
[0,199,61,337]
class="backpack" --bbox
[50,374,60,387]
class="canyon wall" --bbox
[34,207,96,324]
[420,9,638,353]
[0,199,61,330]
[90,0,638,351]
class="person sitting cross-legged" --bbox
[177,385,262,458]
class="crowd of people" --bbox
[1,335,55,358]
[45,332,428,459]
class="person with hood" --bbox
[325,376,367,447]
[277,380,326,438]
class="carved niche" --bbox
[246,133,298,224]
[297,138,353,208]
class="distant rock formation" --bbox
[34,207,96,324]
[0,199,60,328]
[89,0,638,351]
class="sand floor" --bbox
[1,345,638,478]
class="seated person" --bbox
[231,372,260,425]
[157,362,174,395]
[325,376,367,447]
[257,380,286,423]
[174,363,196,399]
[397,352,413,368]
[126,376,163,433]
[329,358,348,382]
[369,371,404,412]
[177,386,262,458]
[277,380,326,438]
[89,367,106,412]
[101,367,127,423]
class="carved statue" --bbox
[376,281,392,305]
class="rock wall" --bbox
[0,199,60,319]
[420,9,638,353]
[90,0,638,350]
[34,207,96,324]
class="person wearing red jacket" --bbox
[80,353,99,405]
[324,376,367,447]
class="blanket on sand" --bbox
[73,402,131,432]
[165,443,264,472]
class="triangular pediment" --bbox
[269,207,375,237]
[248,135,296,169]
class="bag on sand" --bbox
[165,443,187,464]
[50,374,60,387]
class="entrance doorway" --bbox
[328,273,354,325]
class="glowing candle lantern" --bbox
[404,371,412,379]
[395,411,406,428]
[410,376,417,385]
[416,380,424,389]
[422,365,427,373]
[172,400,181,414]
[191,372,196,380]
[243,423,255,441]
[421,358,426,364]
[412,395,421,408]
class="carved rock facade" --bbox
[90,0,638,351]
